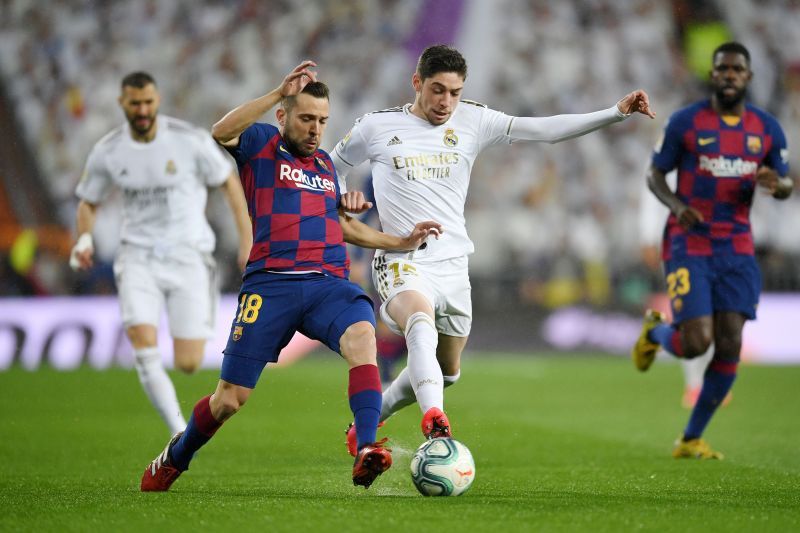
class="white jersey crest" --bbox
[333,102,513,261]
[77,115,232,253]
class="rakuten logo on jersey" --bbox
[278,164,335,192]
[699,155,758,177]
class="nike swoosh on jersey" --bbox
[698,137,716,146]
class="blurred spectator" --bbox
[1,0,798,306]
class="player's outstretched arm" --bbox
[647,165,703,229]
[509,89,655,144]
[211,60,318,147]
[339,211,442,251]
[69,200,98,271]
[221,172,253,271]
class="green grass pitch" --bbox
[1,354,798,532]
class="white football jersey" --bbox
[77,115,232,254]
[333,102,513,262]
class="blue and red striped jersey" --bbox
[652,99,789,259]
[226,123,349,279]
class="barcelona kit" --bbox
[221,123,374,387]
[651,100,789,323]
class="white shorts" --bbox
[113,244,218,339]
[372,253,471,337]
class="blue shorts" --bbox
[221,272,375,388]
[664,255,760,325]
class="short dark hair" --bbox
[713,42,751,66]
[121,71,157,89]
[281,81,329,111]
[416,45,467,81]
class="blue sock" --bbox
[170,395,222,471]
[348,365,382,449]
[648,323,683,357]
[683,359,737,440]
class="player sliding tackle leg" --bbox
[141,321,389,491]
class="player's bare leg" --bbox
[339,321,392,488]
[436,333,466,384]
[128,324,187,434]
[209,379,252,421]
[173,338,206,374]
[678,317,713,358]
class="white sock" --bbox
[682,346,713,390]
[380,367,416,422]
[404,312,442,414]
[443,371,460,388]
[134,347,187,434]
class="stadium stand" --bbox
[0,0,797,304]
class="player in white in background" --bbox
[334,45,656,454]
[70,72,252,435]
[639,172,716,408]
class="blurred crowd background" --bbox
[1,0,799,319]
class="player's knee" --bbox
[443,370,461,388]
[340,321,377,364]
[174,358,201,374]
[214,391,247,419]
[682,328,712,358]
[173,340,205,373]
[127,325,157,349]
[405,311,436,335]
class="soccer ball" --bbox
[410,437,475,496]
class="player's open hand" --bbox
[279,60,318,97]
[401,221,443,251]
[340,190,373,213]
[617,90,656,119]
[675,204,704,229]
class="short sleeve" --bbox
[225,123,276,165]
[195,129,233,187]
[477,106,514,150]
[764,116,790,176]
[333,165,346,194]
[332,118,369,172]
[75,145,113,203]
[651,113,685,173]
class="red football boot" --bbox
[421,407,451,439]
[345,421,384,457]
[140,432,183,492]
[352,438,392,489]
